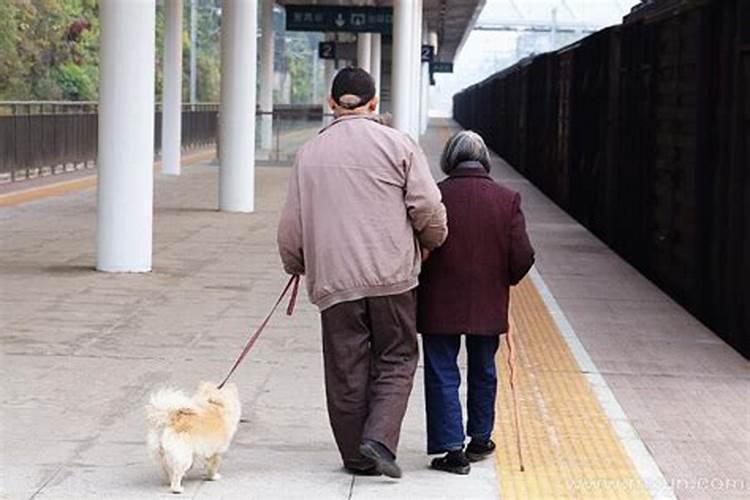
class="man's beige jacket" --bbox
[277,114,448,311]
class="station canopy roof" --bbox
[276,1,486,63]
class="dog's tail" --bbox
[145,388,194,428]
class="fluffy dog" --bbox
[146,382,241,493]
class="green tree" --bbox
[286,34,314,104]
[0,0,99,101]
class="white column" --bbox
[96,0,155,272]
[410,0,423,138]
[357,33,372,73]
[420,28,431,134]
[427,30,439,132]
[163,0,183,175]
[219,0,257,213]
[392,0,413,134]
[259,0,274,152]
[322,34,335,125]
[370,33,382,112]
[311,49,319,102]
[429,31,439,58]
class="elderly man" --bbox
[277,67,447,478]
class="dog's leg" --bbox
[205,454,222,481]
[169,468,186,494]
[161,457,188,494]
[160,432,194,494]
[165,447,192,494]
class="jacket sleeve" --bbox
[404,142,448,250]
[508,192,535,285]
[277,161,305,275]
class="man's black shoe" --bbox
[345,465,382,476]
[465,438,496,462]
[430,450,471,475]
[359,439,402,479]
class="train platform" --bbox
[1,119,748,500]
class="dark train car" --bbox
[622,2,715,315]
[540,27,621,223]
[618,0,748,356]
[567,27,620,242]
[704,0,750,356]
[489,67,515,162]
[452,0,749,357]
[555,44,575,211]
[516,60,532,176]
[523,53,559,199]
[613,17,654,270]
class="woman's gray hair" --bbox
[440,130,491,174]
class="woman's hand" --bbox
[421,248,431,262]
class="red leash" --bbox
[217,275,301,389]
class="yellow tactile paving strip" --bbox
[494,277,650,499]
[0,148,215,208]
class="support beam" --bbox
[410,0,423,138]
[420,29,432,135]
[219,0,257,213]
[323,33,335,125]
[162,0,183,175]
[429,31,439,58]
[357,32,372,73]
[392,0,413,134]
[370,33,382,112]
[96,0,155,272]
[260,0,274,152]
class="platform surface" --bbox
[1,119,748,499]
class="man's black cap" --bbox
[331,67,376,109]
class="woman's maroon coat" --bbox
[417,163,535,336]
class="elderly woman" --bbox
[417,130,535,474]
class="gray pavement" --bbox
[2,119,749,500]
[0,154,498,499]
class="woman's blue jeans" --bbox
[422,334,500,454]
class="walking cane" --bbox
[505,314,525,472]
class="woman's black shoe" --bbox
[359,439,402,479]
[465,438,496,462]
[430,450,471,475]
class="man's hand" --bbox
[421,248,431,262]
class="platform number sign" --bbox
[319,42,336,60]
[421,45,435,63]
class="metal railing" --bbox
[0,102,219,183]
[255,107,325,165]
[0,101,99,116]
[0,102,325,183]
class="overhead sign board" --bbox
[421,45,435,63]
[431,61,454,73]
[286,5,393,34]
